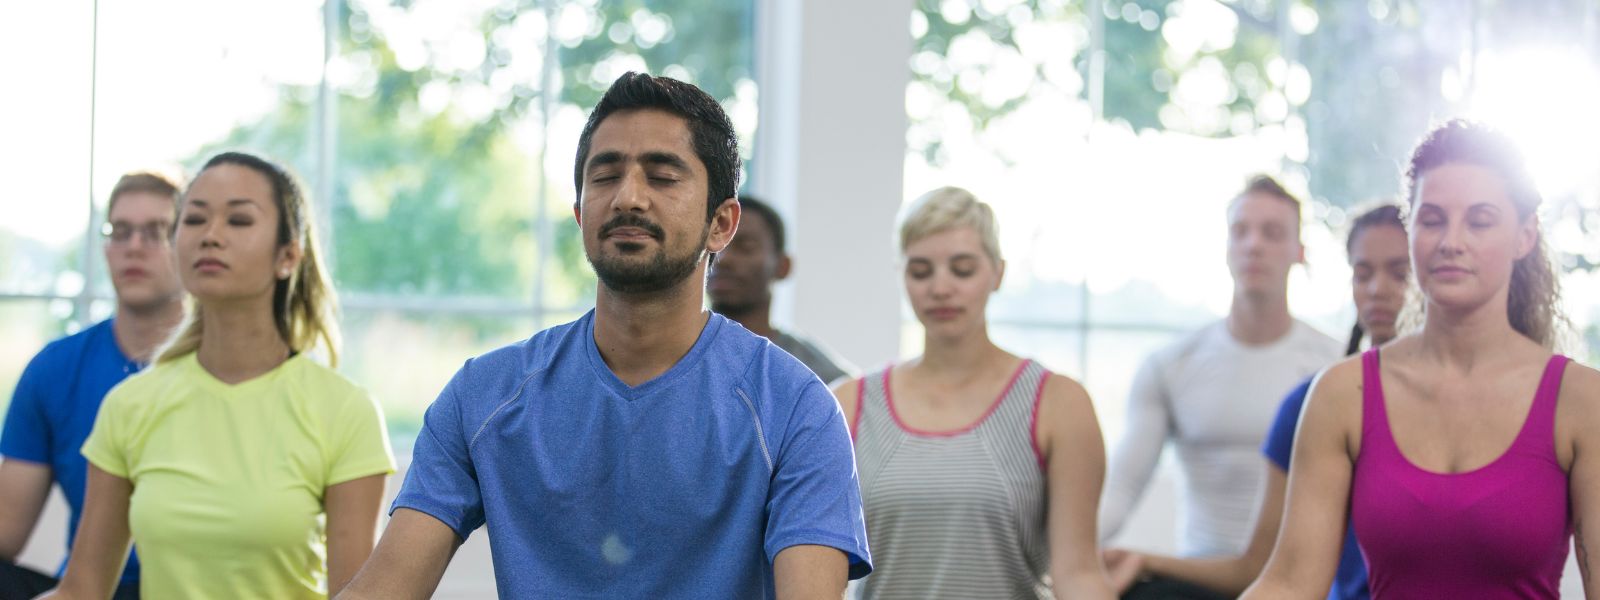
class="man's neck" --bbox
[593,266,713,387]
[726,301,776,339]
[1227,288,1294,346]
[113,298,185,363]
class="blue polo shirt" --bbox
[1,319,141,584]
[392,310,871,597]
[1262,376,1368,600]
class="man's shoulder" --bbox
[717,320,817,384]
[452,317,586,395]
[1289,319,1344,356]
[1147,320,1225,368]
[25,319,113,374]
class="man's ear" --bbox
[775,254,793,281]
[707,197,740,253]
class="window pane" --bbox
[0,4,93,299]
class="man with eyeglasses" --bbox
[0,171,187,600]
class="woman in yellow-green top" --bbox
[43,151,395,600]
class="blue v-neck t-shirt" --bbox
[391,310,871,598]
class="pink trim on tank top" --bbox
[851,376,865,441]
[1028,370,1049,471]
[884,359,1032,437]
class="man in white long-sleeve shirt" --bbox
[1099,176,1342,566]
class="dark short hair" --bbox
[573,72,741,222]
[1237,174,1302,226]
[735,195,786,254]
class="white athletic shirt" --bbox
[1099,319,1341,557]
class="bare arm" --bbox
[829,378,862,435]
[1241,363,1360,599]
[0,459,52,561]
[774,544,847,600]
[324,474,387,597]
[334,508,463,600]
[1038,374,1117,599]
[1560,364,1600,598]
[38,464,133,600]
[1117,464,1286,595]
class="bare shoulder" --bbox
[1310,353,1365,402]
[830,376,864,430]
[1300,352,1368,453]
[1039,371,1091,402]
[1036,371,1103,454]
[1558,360,1600,428]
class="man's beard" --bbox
[588,214,708,295]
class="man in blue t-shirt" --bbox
[340,73,871,599]
[0,172,186,600]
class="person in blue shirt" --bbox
[0,171,186,600]
[1103,204,1409,600]
[339,72,871,599]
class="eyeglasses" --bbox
[101,221,172,246]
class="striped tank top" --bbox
[852,359,1051,600]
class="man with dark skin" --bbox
[710,195,853,385]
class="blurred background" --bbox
[3,0,1599,596]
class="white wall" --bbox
[753,0,913,371]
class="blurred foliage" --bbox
[192,0,754,304]
[909,0,1597,271]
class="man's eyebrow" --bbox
[585,151,625,173]
[639,151,692,172]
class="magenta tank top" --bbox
[1351,349,1572,599]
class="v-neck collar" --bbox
[582,310,723,402]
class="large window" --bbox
[901,0,1600,437]
[0,0,758,436]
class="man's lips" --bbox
[604,226,658,238]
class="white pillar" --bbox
[753,0,912,370]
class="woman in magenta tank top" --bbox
[832,187,1115,598]
[1243,120,1600,600]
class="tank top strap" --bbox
[1511,354,1571,457]
[855,365,896,440]
[1359,348,1395,457]
[971,359,1043,433]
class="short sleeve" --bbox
[389,370,486,541]
[80,386,130,479]
[1261,377,1315,471]
[0,352,52,464]
[764,381,872,580]
[326,388,397,485]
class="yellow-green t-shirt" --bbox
[82,352,396,599]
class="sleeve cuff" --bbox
[81,449,128,479]
[767,530,873,580]
[390,497,477,542]
[328,462,398,487]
